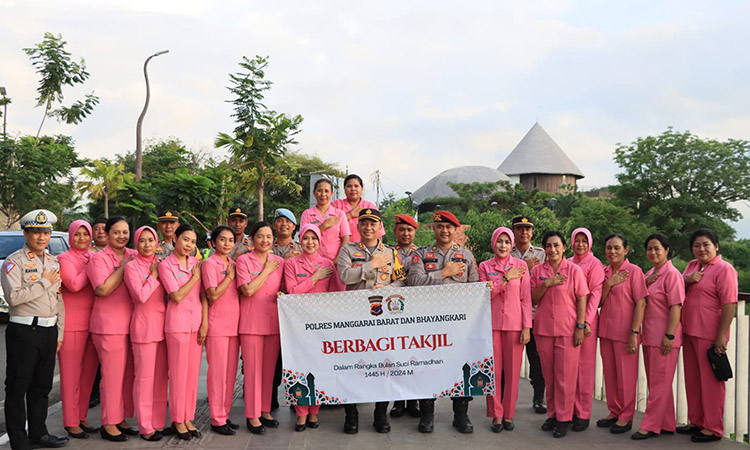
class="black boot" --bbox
[343,404,359,434]
[418,399,435,433]
[373,402,391,433]
[406,399,420,417]
[452,398,474,433]
[533,389,547,414]
[390,400,405,418]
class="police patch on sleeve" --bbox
[4,262,15,274]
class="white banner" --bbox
[278,282,495,405]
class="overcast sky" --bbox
[3,0,750,236]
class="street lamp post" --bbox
[0,87,7,137]
[135,50,169,182]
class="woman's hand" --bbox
[321,216,339,230]
[312,267,333,283]
[544,273,567,287]
[574,328,584,346]
[660,336,674,355]
[197,321,208,345]
[685,271,703,284]
[262,258,281,275]
[191,261,202,279]
[607,270,628,287]
[714,335,728,355]
[226,263,236,281]
[506,267,525,281]
[627,333,638,354]
[645,271,660,286]
[584,322,592,337]
[486,281,494,292]
[520,328,530,345]
[149,261,159,279]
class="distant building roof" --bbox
[498,122,584,178]
[412,165,510,204]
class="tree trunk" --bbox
[256,175,264,221]
[104,192,109,218]
[36,101,51,139]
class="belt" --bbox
[9,316,57,327]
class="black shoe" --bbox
[344,408,359,434]
[79,423,99,434]
[533,398,547,414]
[116,424,138,436]
[491,421,503,433]
[176,431,192,440]
[100,428,128,442]
[65,427,88,439]
[30,434,69,448]
[406,400,420,417]
[306,418,319,429]
[188,428,202,438]
[632,430,657,440]
[572,418,590,431]
[246,419,266,435]
[418,399,434,433]
[611,422,632,434]
[691,433,721,443]
[140,431,163,442]
[452,399,474,434]
[676,424,700,434]
[88,395,100,408]
[259,416,279,428]
[211,424,236,435]
[390,403,405,418]
[226,418,240,430]
[596,417,617,428]
[553,421,571,438]
[373,418,391,433]
[541,418,556,431]
[661,429,675,435]
[160,426,176,436]
[503,420,515,431]
[295,423,307,432]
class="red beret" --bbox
[394,214,419,229]
[432,210,460,227]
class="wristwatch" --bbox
[664,333,675,340]
[502,275,509,283]
[576,323,586,330]
[630,329,640,335]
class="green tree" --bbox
[216,55,303,221]
[23,32,99,138]
[612,127,750,257]
[0,135,80,228]
[77,159,133,218]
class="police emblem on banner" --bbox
[386,294,405,313]
[368,295,383,316]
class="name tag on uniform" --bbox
[177,273,186,278]
[251,271,261,275]
[296,273,309,277]
[539,276,547,280]
[488,272,499,276]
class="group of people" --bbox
[0,173,738,450]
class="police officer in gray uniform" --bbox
[271,208,302,259]
[1,210,68,449]
[338,208,404,434]
[407,210,479,434]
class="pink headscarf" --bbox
[134,226,159,263]
[67,220,92,256]
[490,226,515,263]
[571,227,594,263]
[298,224,324,273]
[299,224,322,255]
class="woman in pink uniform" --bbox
[331,174,382,243]
[677,229,737,443]
[596,233,648,434]
[300,179,350,290]
[123,226,168,441]
[567,228,604,432]
[479,227,531,433]
[632,233,684,440]
[58,220,99,439]
[530,231,588,438]
[158,224,203,440]
[236,221,285,434]
[86,216,138,441]
[283,224,336,431]
[202,225,241,436]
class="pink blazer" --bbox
[642,260,684,347]
[58,250,95,332]
[158,253,202,334]
[331,198,384,243]
[236,251,284,335]
[600,259,648,342]
[568,252,605,325]
[87,246,138,335]
[124,254,166,343]
[478,256,532,331]
[283,252,337,294]
[201,253,239,337]
[300,206,350,261]
[530,259,589,337]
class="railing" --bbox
[521,295,749,444]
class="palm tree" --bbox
[77,159,133,217]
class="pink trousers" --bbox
[166,332,202,423]
[132,341,168,434]
[91,333,134,425]
[574,320,598,419]
[59,330,99,427]
[536,335,580,422]
[240,334,281,418]
[684,335,725,437]
[600,337,639,422]
[640,345,679,433]
[295,405,321,417]
[206,336,240,426]
[485,330,523,420]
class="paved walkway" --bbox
[1,355,746,449]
